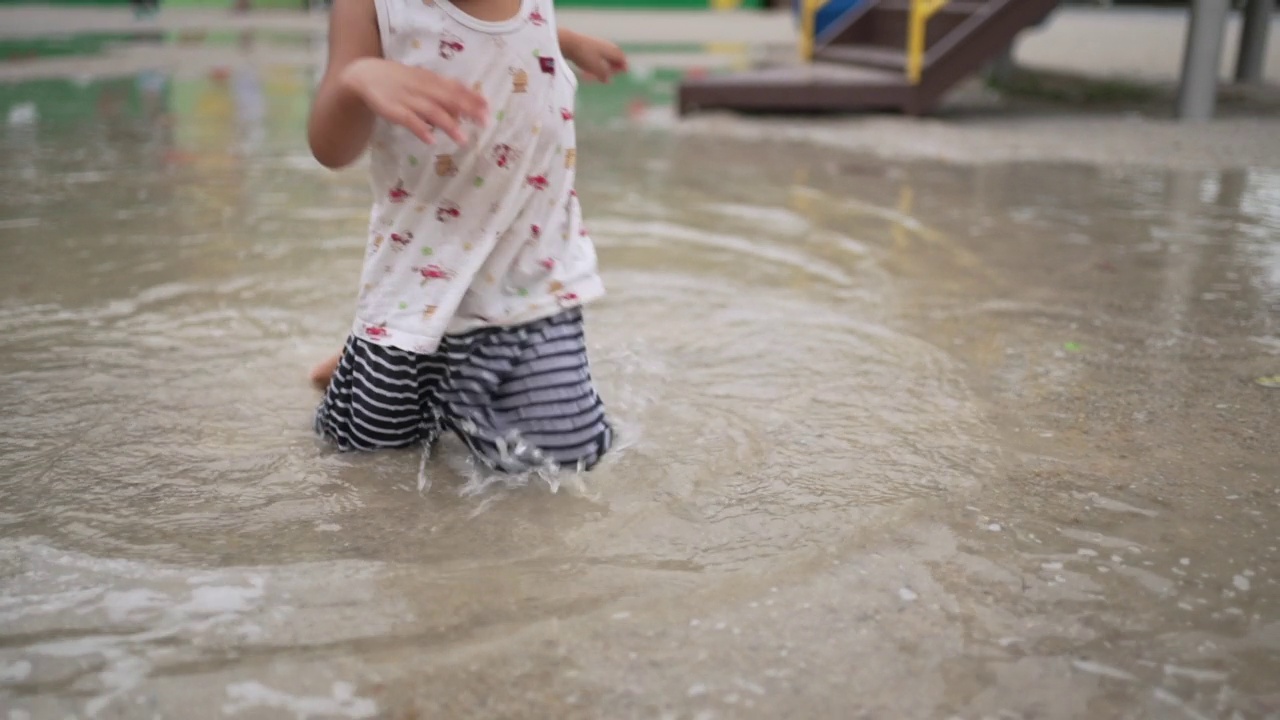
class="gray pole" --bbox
[1235,0,1275,83]
[1176,0,1230,121]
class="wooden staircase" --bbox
[678,0,1061,116]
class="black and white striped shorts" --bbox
[314,308,612,473]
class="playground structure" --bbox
[680,0,1060,116]
[679,0,1277,120]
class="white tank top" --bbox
[353,0,603,354]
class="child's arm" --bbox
[308,0,381,168]
[309,0,489,169]
[558,28,628,83]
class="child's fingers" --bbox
[431,79,489,126]
[441,123,468,146]
[408,68,488,126]
[584,58,612,83]
[412,100,467,146]
[460,90,490,125]
[600,44,627,71]
[391,106,437,145]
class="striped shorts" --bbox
[314,308,612,473]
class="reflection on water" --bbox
[1,38,1278,720]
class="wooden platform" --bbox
[679,62,910,114]
[677,0,1062,116]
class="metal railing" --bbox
[799,0,951,85]
[906,0,949,83]
[799,0,825,62]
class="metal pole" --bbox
[1177,0,1231,121]
[1235,0,1275,83]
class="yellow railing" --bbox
[799,0,825,62]
[799,0,950,85]
[906,0,949,84]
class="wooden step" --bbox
[815,44,906,71]
[873,0,989,14]
[678,63,912,115]
[818,2,983,52]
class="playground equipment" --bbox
[683,0,1275,120]
[681,0,1062,116]
[796,0,867,59]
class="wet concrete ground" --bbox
[0,19,1278,720]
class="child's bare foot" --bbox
[309,353,341,389]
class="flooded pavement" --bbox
[1,30,1279,720]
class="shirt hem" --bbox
[351,278,605,355]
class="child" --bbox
[307,0,627,473]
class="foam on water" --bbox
[0,540,392,717]
[223,681,378,719]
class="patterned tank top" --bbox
[354,0,603,353]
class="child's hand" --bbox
[341,58,489,146]
[564,32,628,83]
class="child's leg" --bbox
[314,336,438,451]
[437,308,612,472]
[309,351,342,389]
[433,332,546,472]
[494,308,612,470]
